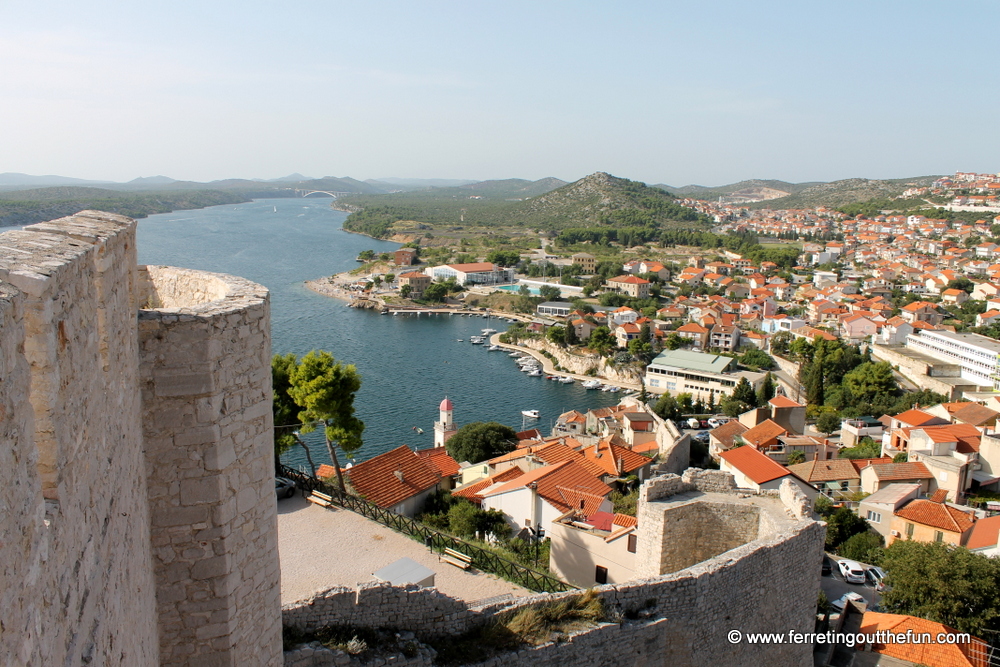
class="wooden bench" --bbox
[307,490,334,508]
[441,548,473,570]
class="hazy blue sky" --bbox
[2,1,996,185]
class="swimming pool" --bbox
[496,284,540,295]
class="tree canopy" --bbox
[445,421,517,464]
[880,540,1000,636]
[286,350,365,492]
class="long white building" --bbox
[905,330,1000,390]
[424,262,515,286]
[645,349,763,399]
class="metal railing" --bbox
[278,465,577,594]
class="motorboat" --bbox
[508,351,523,357]
[558,376,575,384]
[487,345,501,351]
[602,385,620,393]
[521,410,540,419]
[527,368,543,377]
[456,339,463,342]
[482,328,497,334]
[582,379,603,389]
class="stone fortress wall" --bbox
[0,212,281,666]
[284,469,826,667]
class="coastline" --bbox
[304,276,356,303]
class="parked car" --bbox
[838,559,866,584]
[693,431,711,444]
[707,417,729,429]
[830,592,865,611]
[686,418,701,429]
[865,566,887,591]
[275,476,296,499]
[821,555,833,576]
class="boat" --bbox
[481,328,497,334]
[602,385,620,393]
[582,379,603,389]
[547,375,558,380]
[521,410,540,419]
[527,368,543,377]
[471,338,484,345]
[508,351,522,357]
[456,339,463,342]
[487,345,500,351]
[558,376,575,384]
[412,426,424,434]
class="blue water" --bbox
[136,198,622,469]
[497,285,540,295]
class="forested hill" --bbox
[0,187,251,227]
[340,172,713,239]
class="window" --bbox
[935,531,944,543]
[595,566,608,585]
[627,534,637,553]
[866,511,882,524]
[524,519,531,527]
[905,523,914,538]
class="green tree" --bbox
[423,283,449,302]
[547,325,567,346]
[770,330,793,357]
[838,437,882,459]
[719,395,752,418]
[880,540,1000,635]
[653,392,681,421]
[739,348,774,371]
[786,450,806,465]
[445,421,517,464]
[272,353,317,475]
[384,273,395,284]
[287,351,365,493]
[838,531,884,566]
[358,249,375,261]
[756,372,776,406]
[732,377,758,407]
[564,321,579,346]
[588,326,615,355]
[843,362,897,404]
[486,250,521,267]
[824,506,870,550]
[538,285,562,301]
[400,284,412,298]
[447,501,482,538]
[815,411,841,436]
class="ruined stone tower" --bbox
[0,212,282,666]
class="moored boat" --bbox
[521,409,540,419]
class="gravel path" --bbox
[277,495,531,605]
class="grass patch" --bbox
[429,590,606,665]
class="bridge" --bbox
[294,189,353,198]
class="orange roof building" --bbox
[345,445,442,515]
[718,446,816,498]
[890,498,976,546]
[860,612,989,667]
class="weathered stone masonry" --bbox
[0,212,281,666]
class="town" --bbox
[278,170,1000,666]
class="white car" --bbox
[830,592,865,611]
[837,559,866,584]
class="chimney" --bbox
[394,468,404,483]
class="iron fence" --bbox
[278,464,576,594]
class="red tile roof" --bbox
[895,499,976,534]
[860,612,988,667]
[414,447,460,477]
[710,420,748,449]
[481,460,612,514]
[719,445,794,485]
[867,461,934,481]
[581,438,652,477]
[609,275,651,285]
[448,262,497,272]
[346,445,441,509]
[892,408,944,427]
[786,459,859,483]
[768,395,804,409]
[740,419,788,448]
[967,516,1000,551]
[452,466,524,505]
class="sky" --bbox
[1,0,997,186]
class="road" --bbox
[821,554,882,611]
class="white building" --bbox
[424,262,515,286]
[644,349,762,400]
[905,330,1000,391]
[433,397,457,448]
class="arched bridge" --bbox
[294,189,353,198]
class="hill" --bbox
[746,175,942,210]
[339,172,710,239]
[657,179,821,201]
[0,172,114,188]
[0,187,251,227]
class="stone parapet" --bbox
[139,265,281,666]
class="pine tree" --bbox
[732,377,757,407]
[756,372,776,406]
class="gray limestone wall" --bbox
[139,265,281,666]
[0,212,160,667]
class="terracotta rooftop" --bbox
[895,498,976,534]
[768,395,804,409]
[346,445,441,509]
[481,460,612,514]
[452,466,524,505]
[860,612,989,667]
[581,438,652,477]
[719,445,797,486]
[951,402,999,426]
[967,515,1000,551]
[740,419,788,448]
[866,461,934,481]
[414,447,460,477]
[892,408,946,427]
[786,458,859,483]
[709,420,748,449]
[848,457,893,474]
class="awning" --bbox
[972,471,1000,486]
